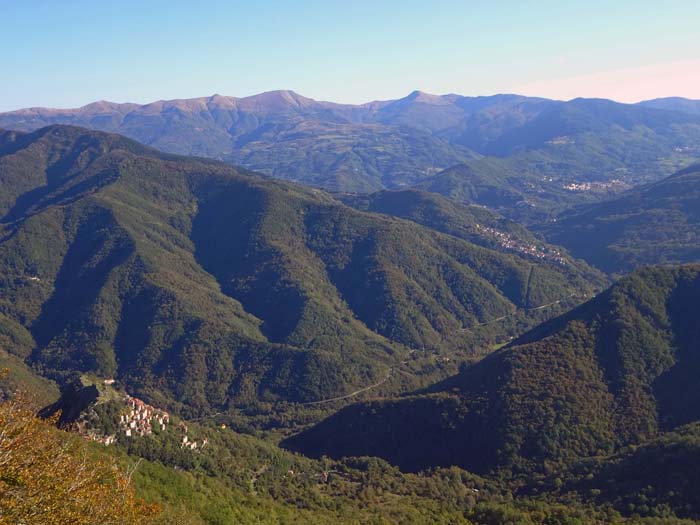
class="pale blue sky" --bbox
[1,0,699,110]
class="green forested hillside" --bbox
[285,265,700,480]
[340,188,566,255]
[537,423,700,520]
[0,350,59,405]
[0,372,625,525]
[409,98,700,222]
[639,97,700,116]
[542,164,700,274]
[415,149,697,226]
[2,124,698,524]
[0,125,602,422]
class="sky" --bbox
[1,0,699,111]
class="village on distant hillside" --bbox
[474,224,567,265]
[77,380,208,451]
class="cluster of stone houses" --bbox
[74,386,216,451]
[120,395,170,437]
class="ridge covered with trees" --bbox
[543,164,700,274]
[285,265,700,491]
[0,125,603,422]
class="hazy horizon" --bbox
[3,84,700,114]
[2,0,699,112]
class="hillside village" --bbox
[562,179,627,192]
[474,224,567,265]
[75,381,207,451]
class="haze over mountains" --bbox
[2,91,700,216]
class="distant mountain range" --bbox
[639,96,700,116]
[0,125,603,418]
[2,92,700,214]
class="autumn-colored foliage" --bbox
[0,373,160,525]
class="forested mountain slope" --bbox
[285,265,700,477]
[339,188,571,263]
[543,163,700,274]
[538,423,700,519]
[639,96,700,116]
[0,125,603,418]
[413,98,700,222]
[406,98,700,222]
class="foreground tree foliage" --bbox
[0,379,160,525]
